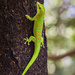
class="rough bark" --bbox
[0,0,48,75]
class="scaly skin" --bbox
[22,2,45,75]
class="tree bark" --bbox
[0,0,48,75]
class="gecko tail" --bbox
[22,46,40,75]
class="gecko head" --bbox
[36,2,45,14]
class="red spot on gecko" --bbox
[40,4,41,6]
[40,38,41,40]
[39,26,41,27]
[38,28,41,30]
[38,34,41,36]
[38,38,41,40]
[38,4,41,7]
[38,34,39,36]
[38,31,42,33]
[38,38,39,40]
[38,41,40,43]
[38,4,39,6]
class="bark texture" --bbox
[0,0,48,75]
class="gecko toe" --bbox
[24,38,26,40]
[24,42,26,44]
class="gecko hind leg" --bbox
[24,36,36,45]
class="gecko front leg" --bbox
[25,15,36,21]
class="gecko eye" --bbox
[39,7,41,9]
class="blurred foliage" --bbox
[67,18,75,27]
[44,0,75,75]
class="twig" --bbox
[48,49,75,61]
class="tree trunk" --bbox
[0,0,48,75]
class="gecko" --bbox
[22,2,45,75]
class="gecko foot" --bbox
[24,38,30,45]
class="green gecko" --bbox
[22,2,45,75]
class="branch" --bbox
[48,49,75,61]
